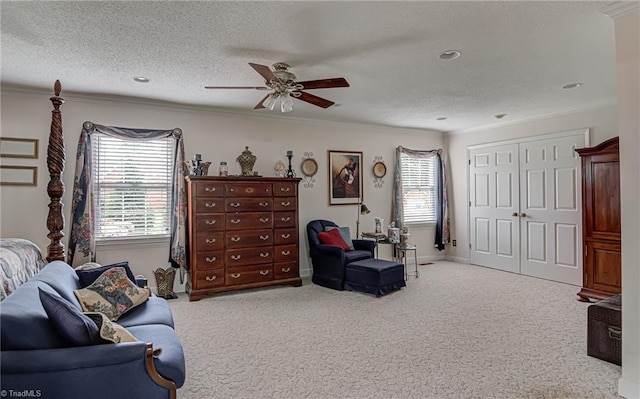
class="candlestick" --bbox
[285,151,296,178]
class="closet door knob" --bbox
[520,213,527,217]
[512,212,518,217]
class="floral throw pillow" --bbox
[74,267,150,321]
[84,312,137,344]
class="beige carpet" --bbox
[169,261,621,399]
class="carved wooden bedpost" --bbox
[46,80,66,262]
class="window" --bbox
[400,153,436,224]
[93,134,173,239]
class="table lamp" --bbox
[356,202,370,238]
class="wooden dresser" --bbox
[185,176,302,301]
[576,137,621,302]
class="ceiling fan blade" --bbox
[296,78,350,90]
[204,86,269,90]
[294,91,335,109]
[249,63,280,83]
[254,95,268,109]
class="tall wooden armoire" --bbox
[576,137,621,302]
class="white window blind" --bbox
[400,153,437,224]
[93,134,173,239]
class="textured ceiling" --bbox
[0,1,619,133]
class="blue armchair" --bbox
[306,220,376,290]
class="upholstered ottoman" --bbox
[345,259,406,297]
[587,294,622,365]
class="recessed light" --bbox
[436,117,447,121]
[439,50,461,60]
[562,82,582,89]
[494,114,507,119]
[133,76,150,83]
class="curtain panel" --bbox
[68,121,188,270]
[392,146,450,251]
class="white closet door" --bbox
[519,134,583,285]
[469,144,520,274]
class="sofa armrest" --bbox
[1,343,177,399]
[353,239,376,256]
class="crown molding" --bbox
[600,1,640,18]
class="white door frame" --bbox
[466,128,590,269]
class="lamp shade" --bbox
[360,204,371,215]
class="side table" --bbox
[396,245,418,279]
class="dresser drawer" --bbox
[226,198,273,212]
[273,181,297,197]
[194,251,224,270]
[226,212,273,230]
[274,228,297,245]
[273,262,299,280]
[195,214,225,232]
[194,269,225,289]
[274,197,296,211]
[196,232,224,251]
[274,211,296,228]
[195,182,224,197]
[274,244,298,263]
[195,198,224,213]
[226,229,273,249]
[226,183,272,197]
[226,265,273,286]
[226,247,273,266]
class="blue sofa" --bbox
[0,260,186,399]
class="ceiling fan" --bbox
[205,62,349,113]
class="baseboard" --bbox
[444,255,468,263]
[619,378,640,399]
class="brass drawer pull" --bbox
[280,201,291,206]
[231,273,241,279]
[231,237,241,242]
[259,270,269,276]
[282,250,291,256]
[260,252,270,258]
[205,275,217,281]
[281,233,291,239]
[230,202,240,208]
[205,220,216,225]
[231,255,241,260]
[229,188,234,192]
[260,217,270,223]
[205,187,216,192]
[260,235,269,240]
[205,238,216,244]
[280,187,290,192]
[205,256,217,262]
[281,267,291,273]
[205,202,216,208]
[231,218,241,224]
[281,217,291,222]
[259,202,269,207]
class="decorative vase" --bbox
[237,146,257,176]
[153,267,178,299]
[200,161,211,176]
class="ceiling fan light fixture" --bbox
[133,76,150,83]
[263,93,277,110]
[280,94,294,113]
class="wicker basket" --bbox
[153,267,178,299]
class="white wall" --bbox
[443,105,618,262]
[0,89,444,292]
[612,9,640,399]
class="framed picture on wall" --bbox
[328,150,363,205]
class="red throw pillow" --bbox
[317,228,351,251]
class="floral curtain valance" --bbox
[392,146,450,251]
[68,121,187,270]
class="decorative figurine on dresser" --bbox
[185,176,302,301]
